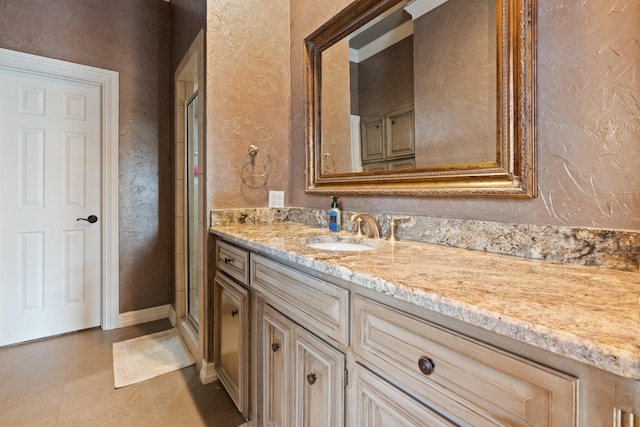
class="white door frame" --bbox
[0,48,119,330]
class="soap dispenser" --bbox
[328,196,341,232]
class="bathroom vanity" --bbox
[211,222,640,426]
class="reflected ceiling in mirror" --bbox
[305,0,537,197]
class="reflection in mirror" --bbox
[307,0,536,197]
[323,0,496,173]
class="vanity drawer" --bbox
[351,363,456,427]
[353,296,577,427]
[251,254,349,346]
[216,240,250,285]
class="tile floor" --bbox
[0,319,246,426]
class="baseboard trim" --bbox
[117,304,171,328]
[199,359,218,385]
[168,305,177,327]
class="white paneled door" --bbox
[0,68,102,346]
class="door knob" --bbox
[77,215,98,224]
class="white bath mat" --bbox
[112,328,195,388]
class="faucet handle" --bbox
[387,216,411,241]
[354,217,365,237]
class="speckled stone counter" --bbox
[210,222,640,380]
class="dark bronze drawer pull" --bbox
[272,343,281,352]
[306,373,317,385]
[231,310,238,317]
[418,357,435,376]
[223,257,233,264]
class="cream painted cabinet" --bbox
[614,377,640,427]
[253,254,347,427]
[361,117,385,162]
[214,272,250,418]
[262,304,346,427]
[213,236,633,427]
[386,108,414,158]
[262,304,294,427]
[351,363,455,427]
[295,326,345,427]
[251,254,349,346]
[216,239,250,284]
[360,106,415,170]
[353,295,577,427]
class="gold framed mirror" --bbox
[305,0,537,197]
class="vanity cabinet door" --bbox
[388,157,416,170]
[295,327,345,427]
[352,363,455,427]
[386,108,414,159]
[614,376,640,427]
[362,161,387,172]
[215,273,249,418]
[361,117,385,162]
[263,305,294,427]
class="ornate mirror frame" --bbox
[304,0,537,197]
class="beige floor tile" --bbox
[57,368,143,425]
[126,368,246,426]
[0,353,69,400]
[57,367,244,426]
[64,340,113,382]
[0,333,74,366]
[0,384,63,426]
[0,320,245,426]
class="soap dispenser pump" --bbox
[328,196,341,232]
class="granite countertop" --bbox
[210,222,640,380]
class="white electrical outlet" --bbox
[269,191,285,208]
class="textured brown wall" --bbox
[322,40,352,174]
[0,0,172,313]
[170,0,207,73]
[290,0,350,195]
[413,0,496,167]
[290,0,640,231]
[206,0,291,209]
[357,36,413,117]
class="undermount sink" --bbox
[303,235,384,252]
[305,241,375,252]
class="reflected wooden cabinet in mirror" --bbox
[305,0,537,197]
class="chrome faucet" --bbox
[350,213,381,239]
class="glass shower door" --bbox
[186,92,199,327]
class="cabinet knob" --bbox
[271,343,281,352]
[418,357,435,376]
[306,373,317,385]
[231,310,238,317]
[223,257,233,264]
